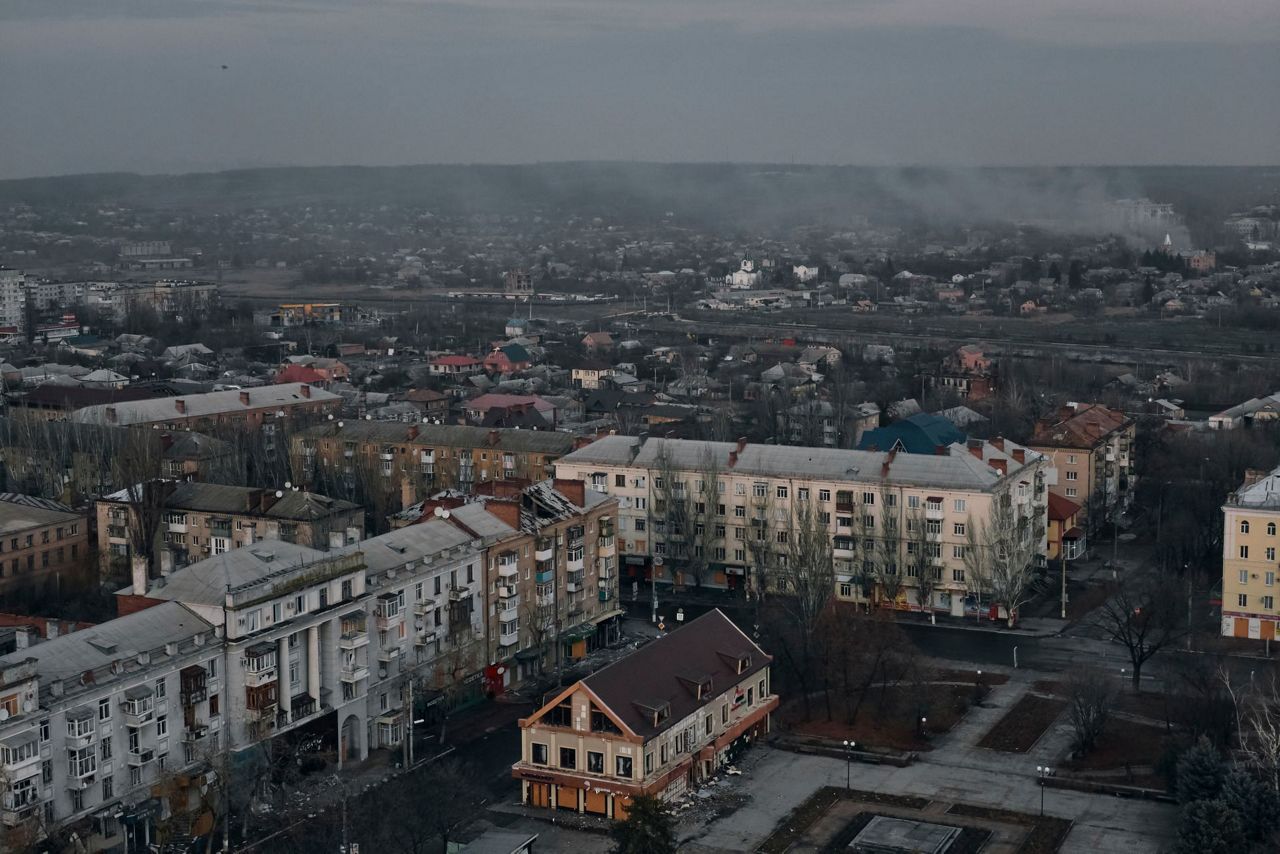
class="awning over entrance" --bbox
[591,608,625,625]
[561,623,596,642]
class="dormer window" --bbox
[738,655,752,674]
[633,699,670,728]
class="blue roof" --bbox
[857,412,966,455]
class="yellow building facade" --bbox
[1221,466,1280,640]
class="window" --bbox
[99,697,111,721]
[100,736,112,760]
[39,719,49,743]
[1239,594,1248,608]
[776,486,788,499]
[616,755,633,778]
[1065,471,1078,481]
[1242,520,1252,534]
[818,489,831,502]
[1267,572,1275,587]
[1268,548,1277,562]
[840,583,853,598]
[157,714,167,737]
[705,715,713,735]
[1269,522,1277,536]
[734,483,746,496]
[1241,569,1250,584]
[559,747,577,770]
[1067,454,1077,464]
[155,677,166,698]
[1242,546,1250,559]
[1065,488,1078,498]
[131,767,141,786]
[775,531,789,544]
[953,545,968,559]
[953,568,966,582]
[862,515,875,530]
[587,751,604,773]
[634,519,646,532]
[734,505,746,518]
[862,492,875,506]
[102,776,113,800]
[954,523,966,537]
[615,474,626,487]
[531,742,549,764]
[907,495,920,509]
[753,483,767,498]
[1264,596,1276,610]
[634,497,647,511]
[42,760,52,785]
[71,789,84,812]
[209,694,220,717]
[797,488,809,501]
[953,499,967,512]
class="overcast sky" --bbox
[1,0,1276,179]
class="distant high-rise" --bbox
[0,268,29,336]
[503,268,533,294]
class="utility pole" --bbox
[403,676,413,768]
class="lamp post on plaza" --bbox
[842,740,855,790]
[1036,765,1052,816]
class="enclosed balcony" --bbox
[375,593,404,630]
[0,734,40,779]
[121,686,156,727]
[126,747,155,768]
[340,653,369,683]
[1,780,40,827]
[498,623,519,647]
[180,665,208,705]
[64,708,95,748]
[242,643,278,688]
[565,569,585,593]
[497,553,519,581]
[535,539,555,562]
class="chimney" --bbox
[935,445,949,456]
[572,435,594,450]
[990,437,1005,451]
[239,391,251,406]
[159,432,174,452]
[174,399,186,414]
[489,429,500,447]
[483,499,521,530]
[736,436,748,454]
[299,384,311,398]
[1012,449,1025,464]
[553,478,586,507]
[991,459,1007,475]
[968,444,983,460]
[728,451,738,467]
[406,425,419,441]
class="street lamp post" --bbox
[917,716,927,738]
[1036,765,1052,816]
[974,669,983,704]
[842,740,855,790]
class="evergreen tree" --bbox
[1175,799,1245,854]
[1067,259,1083,288]
[1176,736,1226,804]
[612,794,676,854]
[1221,768,1280,844]
[1047,261,1061,284]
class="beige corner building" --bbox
[1221,466,1280,640]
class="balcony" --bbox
[66,771,96,790]
[167,521,188,534]
[499,626,519,647]
[339,628,369,650]
[182,723,209,743]
[536,589,555,607]
[283,694,317,725]
[1,788,40,827]
[597,536,616,557]
[567,555,585,574]
[497,596,519,618]
[0,735,40,779]
[121,689,155,727]
[598,589,613,603]
[64,712,95,748]
[180,665,208,705]
[377,646,401,664]
[126,748,155,768]
[414,628,436,646]
[535,566,554,584]
[340,660,369,683]
[414,599,435,616]
[107,525,128,540]
[243,643,278,688]
[448,585,471,603]
[497,556,519,581]
[566,570,584,593]
[924,505,945,521]
[535,543,555,562]
[375,596,404,630]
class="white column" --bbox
[278,636,291,719]
[308,624,321,701]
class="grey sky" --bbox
[1,0,1276,178]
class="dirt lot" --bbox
[784,683,975,751]
[977,695,1068,753]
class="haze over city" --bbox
[1,0,1278,177]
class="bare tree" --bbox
[1092,569,1186,689]
[652,444,697,590]
[875,486,904,609]
[745,485,777,603]
[772,499,835,719]
[962,491,1038,627]
[1066,666,1113,756]
[905,507,935,615]
[1236,674,1280,794]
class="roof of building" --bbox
[857,412,967,455]
[71,383,340,425]
[103,482,358,519]
[0,496,82,534]
[340,519,479,578]
[6,384,158,411]
[145,541,330,606]
[1047,492,1082,522]
[466,394,555,414]
[1232,465,1280,510]
[579,609,768,739]
[559,435,1041,492]
[0,601,212,686]
[274,364,328,385]
[432,355,482,367]
[297,421,576,455]
[1030,403,1132,450]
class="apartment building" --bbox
[555,434,1049,618]
[512,609,774,819]
[400,479,621,689]
[1028,403,1136,533]
[96,481,363,580]
[290,421,578,509]
[71,383,341,431]
[129,543,373,763]
[1221,466,1280,641]
[0,495,90,600]
[0,269,29,336]
[0,602,222,852]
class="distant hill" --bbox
[0,163,1276,237]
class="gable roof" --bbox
[1030,403,1132,450]
[577,609,768,739]
[1047,492,1082,522]
[856,412,966,455]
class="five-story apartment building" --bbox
[1221,465,1280,641]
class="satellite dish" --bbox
[328,414,335,420]
[422,417,428,423]
[21,699,35,713]
[284,481,292,489]
[337,421,344,428]
[365,415,372,421]
[378,667,388,679]
[0,709,9,721]
[275,490,284,498]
